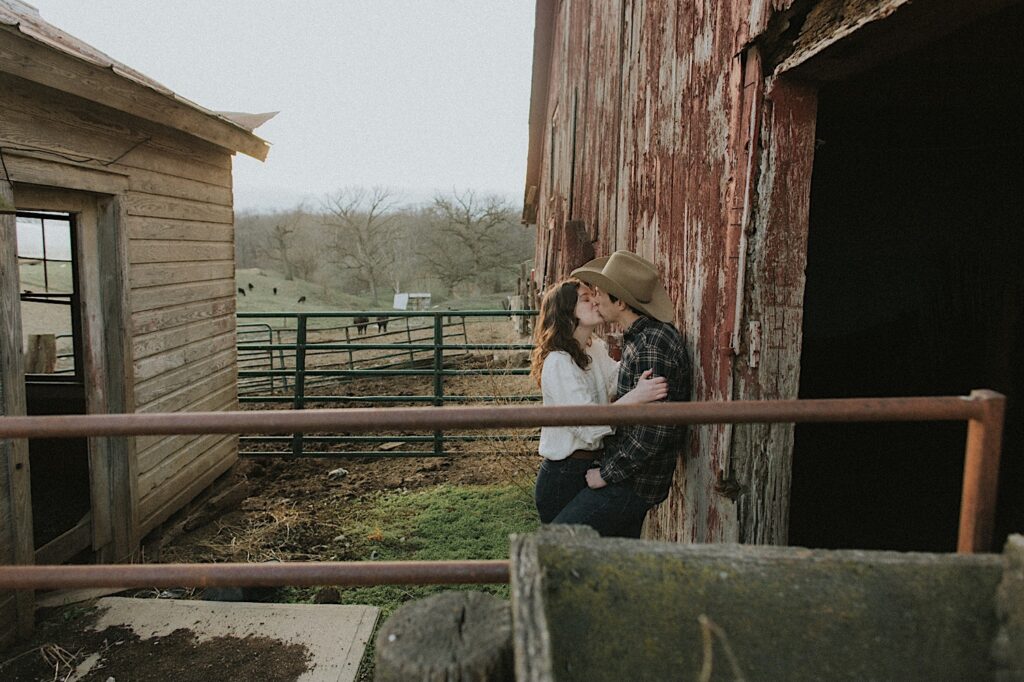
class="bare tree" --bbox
[256,207,311,281]
[420,190,520,294]
[322,187,400,303]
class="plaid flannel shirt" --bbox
[599,316,691,504]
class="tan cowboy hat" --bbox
[571,251,675,323]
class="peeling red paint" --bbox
[526,0,814,544]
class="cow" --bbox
[297,296,306,304]
[354,316,369,335]
[247,283,254,291]
[273,287,278,295]
[237,288,246,296]
[375,316,389,333]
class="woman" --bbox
[530,278,667,523]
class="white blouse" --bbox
[538,337,620,460]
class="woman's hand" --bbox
[617,369,668,404]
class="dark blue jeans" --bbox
[535,458,594,524]
[552,482,652,538]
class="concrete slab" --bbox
[71,597,378,682]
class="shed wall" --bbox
[0,72,238,540]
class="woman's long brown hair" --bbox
[529,279,591,387]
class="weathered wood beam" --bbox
[0,176,34,639]
[0,26,269,160]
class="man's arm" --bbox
[596,340,681,485]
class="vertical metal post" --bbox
[290,315,308,458]
[405,317,415,365]
[957,389,1006,553]
[277,329,289,392]
[433,314,444,456]
[267,326,276,392]
[344,324,354,370]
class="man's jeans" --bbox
[551,480,652,538]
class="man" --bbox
[553,250,691,537]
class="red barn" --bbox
[523,0,1023,550]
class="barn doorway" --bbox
[15,210,94,562]
[789,5,1024,552]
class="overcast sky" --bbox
[25,1,535,211]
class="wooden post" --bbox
[0,177,34,643]
[958,389,1006,554]
[94,196,138,563]
[25,334,56,374]
[375,590,513,681]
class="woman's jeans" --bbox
[535,458,593,524]
[535,458,652,538]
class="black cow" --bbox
[375,316,389,333]
[354,316,369,335]
[237,288,246,296]
[273,287,278,295]
[247,283,254,291]
[297,296,306,304]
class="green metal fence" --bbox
[236,310,539,458]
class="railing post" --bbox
[344,323,354,370]
[266,325,276,393]
[277,329,289,392]
[405,317,415,366]
[291,315,308,458]
[957,389,1006,553]
[433,314,444,456]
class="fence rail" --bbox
[236,310,539,457]
[0,390,1006,595]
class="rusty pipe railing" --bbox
[0,390,1005,591]
[0,394,999,439]
[0,561,510,590]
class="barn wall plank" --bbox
[133,330,235,384]
[136,382,237,468]
[138,437,238,536]
[130,261,234,289]
[133,347,235,409]
[131,297,235,336]
[129,241,234,264]
[128,217,234,243]
[130,279,236,314]
[127,167,233,206]
[135,366,236,418]
[138,430,233,499]
[133,314,236,361]
[124,192,234,224]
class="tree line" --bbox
[236,188,536,303]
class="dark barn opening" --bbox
[790,6,1024,552]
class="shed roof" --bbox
[0,0,273,160]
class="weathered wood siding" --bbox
[531,0,1009,545]
[534,0,762,542]
[0,72,238,540]
[0,178,33,646]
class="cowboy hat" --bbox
[571,251,675,323]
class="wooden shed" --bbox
[525,0,1022,552]
[0,0,270,643]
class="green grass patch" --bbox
[286,482,538,681]
[290,482,537,612]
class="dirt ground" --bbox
[1,331,540,681]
